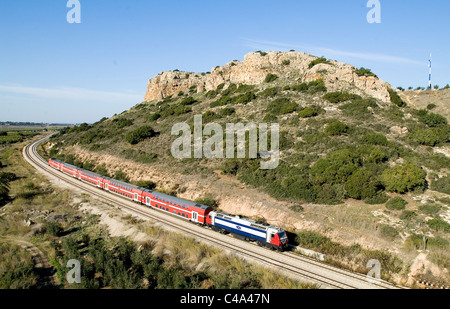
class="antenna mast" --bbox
[428,54,432,90]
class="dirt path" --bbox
[0,237,59,289]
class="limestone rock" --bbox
[144,51,393,104]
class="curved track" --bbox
[24,134,406,289]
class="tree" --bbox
[344,169,381,200]
[381,163,426,194]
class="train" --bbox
[48,158,289,251]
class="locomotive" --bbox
[48,158,289,251]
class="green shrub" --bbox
[266,98,299,115]
[180,96,197,106]
[126,126,157,145]
[387,88,406,107]
[298,106,322,118]
[235,91,256,104]
[344,169,381,200]
[386,197,408,211]
[259,87,280,98]
[202,111,219,123]
[410,127,448,146]
[264,73,279,83]
[113,118,133,129]
[365,192,389,205]
[220,107,236,116]
[45,221,63,237]
[355,67,377,78]
[136,180,157,190]
[400,210,417,221]
[194,196,218,208]
[362,132,388,146]
[221,84,237,96]
[114,171,130,183]
[431,176,450,194]
[379,225,399,239]
[419,112,448,127]
[325,121,349,136]
[306,79,327,94]
[427,219,450,233]
[427,104,437,110]
[381,163,426,193]
[324,91,361,103]
[149,113,161,122]
[339,98,378,118]
[256,51,268,56]
[308,57,330,69]
[310,148,361,186]
[419,204,441,216]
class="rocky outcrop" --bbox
[144,51,393,103]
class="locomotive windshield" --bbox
[278,231,288,242]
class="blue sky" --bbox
[0,0,448,123]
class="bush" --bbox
[400,210,417,221]
[235,91,256,104]
[381,163,426,194]
[427,219,450,233]
[365,192,389,205]
[308,57,330,69]
[410,128,448,146]
[362,132,388,146]
[419,112,448,127]
[266,98,299,115]
[259,87,280,98]
[194,196,218,209]
[113,118,133,129]
[126,126,157,145]
[306,79,327,94]
[180,96,197,106]
[344,169,381,200]
[325,121,349,136]
[114,171,130,183]
[136,180,157,190]
[339,98,378,118]
[386,197,408,211]
[355,67,377,78]
[202,111,219,123]
[419,204,441,216]
[324,91,361,103]
[431,176,450,194]
[264,73,279,83]
[387,88,406,107]
[298,106,322,118]
[45,221,63,237]
[379,225,399,240]
[220,107,236,116]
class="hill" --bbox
[45,51,450,285]
[400,88,450,122]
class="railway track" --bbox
[24,134,406,289]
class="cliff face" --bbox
[144,51,392,103]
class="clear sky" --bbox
[1,0,448,124]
